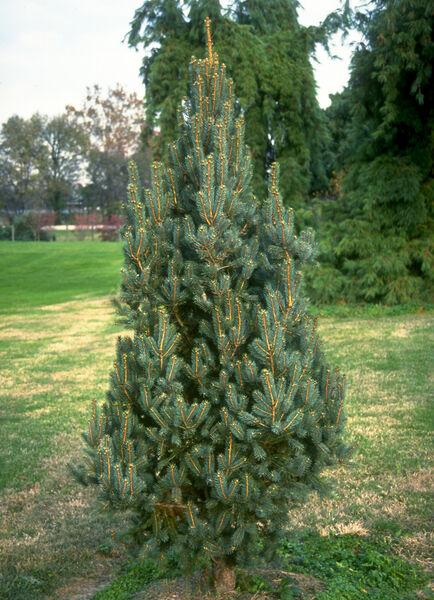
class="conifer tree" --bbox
[69,20,355,593]
[311,0,433,304]
[127,0,346,220]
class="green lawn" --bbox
[0,241,122,312]
[0,243,432,599]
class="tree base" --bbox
[213,559,236,594]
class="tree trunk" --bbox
[213,559,236,595]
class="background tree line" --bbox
[0,85,152,238]
[1,0,432,304]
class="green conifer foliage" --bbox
[69,21,355,590]
[311,0,433,304]
[127,0,344,222]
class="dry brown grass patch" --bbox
[1,383,54,400]
[403,468,434,494]
[49,572,115,600]
[396,532,434,571]
[0,327,39,340]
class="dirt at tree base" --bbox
[134,569,324,600]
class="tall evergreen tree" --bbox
[69,22,354,592]
[234,0,298,33]
[127,0,345,221]
[311,0,433,304]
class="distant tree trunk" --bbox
[213,559,236,594]
[11,224,14,242]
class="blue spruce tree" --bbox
[69,20,355,593]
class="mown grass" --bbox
[0,241,122,312]
[0,243,432,599]
[0,297,130,600]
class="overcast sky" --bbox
[0,0,361,125]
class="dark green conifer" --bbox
[127,0,344,221]
[69,20,355,592]
[312,0,433,304]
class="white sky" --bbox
[0,0,361,125]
